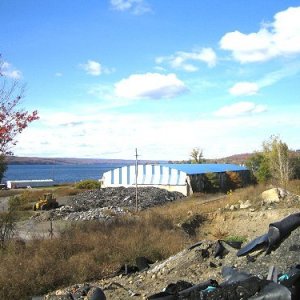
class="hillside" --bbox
[6,153,253,166]
[42,184,300,299]
[5,156,162,165]
[210,150,300,165]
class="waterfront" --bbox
[2,163,129,184]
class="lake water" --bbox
[2,163,129,184]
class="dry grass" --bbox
[0,214,187,299]
[287,179,300,195]
[224,184,268,208]
[0,189,21,197]
[211,227,229,240]
[0,182,299,299]
[0,185,82,199]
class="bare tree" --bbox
[190,147,204,163]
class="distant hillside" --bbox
[210,153,253,165]
[170,153,253,165]
[7,152,298,166]
[6,156,163,165]
[212,151,300,165]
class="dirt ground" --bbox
[198,207,297,241]
[46,200,300,299]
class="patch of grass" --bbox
[8,191,37,211]
[224,235,247,243]
[0,189,21,197]
[0,185,81,199]
[222,184,269,210]
[287,180,300,195]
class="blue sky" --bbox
[1,0,300,160]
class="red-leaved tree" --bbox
[0,56,39,181]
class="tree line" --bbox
[188,137,300,189]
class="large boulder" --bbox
[87,287,106,300]
[261,188,287,205]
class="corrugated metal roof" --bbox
[161,163,247,175]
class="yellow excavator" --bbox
[33,193,59,211]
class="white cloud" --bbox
[228,63,300,95]
[220,6,300,63]
[229,82,259,96]
[214,101,267,117]
[156,48,217,71]
[0,61,22,79]
[80,60,114,76]
[110,0,151,15]
[114,73,188,99]
[258,61,300,88]
[80,60,102,76]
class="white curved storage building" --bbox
[101,163,250,196]
[101,164,188,195]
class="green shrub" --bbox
[8,195,22,211]
[75,179,101,189]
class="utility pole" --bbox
[135,148,139,212]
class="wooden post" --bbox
[135,148,138,212]
[49,218,54,239]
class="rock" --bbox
[87,287,106,300]
[261,188,285,204]
[239,200,252,209]
[278,188,288,198]
[44,295,73,300]
[180,214,205,236]
[229,204,239,210]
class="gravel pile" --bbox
[70,187,184,211]
[54,206,127,221]
[33,187,185,221]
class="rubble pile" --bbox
[57,206,127,221]
[70,187,184,210]
[33,187,184,221]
